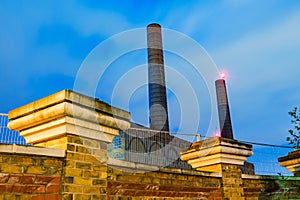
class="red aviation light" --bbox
[214,131,221,137]
[219,71,226,79]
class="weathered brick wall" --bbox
[62,135,108,200]
[220,164,245,200]
[243,175,300,200]
[0,151,63,200]
[107,162,300,200]
[1,143,300,200]
[107,165,222,200]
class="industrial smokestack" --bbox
[147,23,169,131]
[215,78,234,139]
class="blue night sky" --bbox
[1,0,300,149]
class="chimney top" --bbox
[147,23,161,28]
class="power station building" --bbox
[108,23,192,169]
[107,23,253,173]
[4,23,299,200]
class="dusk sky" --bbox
[1,0,300,149]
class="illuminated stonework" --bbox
[7,90,130,147]
[180,137,253,172]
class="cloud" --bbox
[1,0,299,145]
[213,9,300,91]
[210,10,300,143]
[0,1,131,116]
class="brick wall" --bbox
[0,150,63,200]
[107,163,300,200]
[62,135,108,200]
[219,164,244,200]
[243,175,300,199]
[107,162,222,200]
[106,160,300,200]
[4,84,300,200]
[1,144,300,200]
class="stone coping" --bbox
[8,90,130,121]
[278,150,300,162]
[185,137,253,152]
[7,90,131,135]
[242,174,300,180]
[180,137,253,170]
[107,158,222,177]
[0,144,65,157]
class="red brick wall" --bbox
[0,153,63,200]
[107,167,222,200]
[1,145,300,200]
[243,176,300,199]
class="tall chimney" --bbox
[215,78,234,139]
[147,23,169,131]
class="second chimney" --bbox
[147,23,169,132]
[215,78,234,139]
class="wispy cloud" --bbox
[1,0,299,146]
[210,9,300,143]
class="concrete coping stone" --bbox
[278,150,300,162]
[8,90,130,121]
[242,174,300,180]
[107,158,222,177]
[0,144,65,157]
[184,137,253,153]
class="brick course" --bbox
[1,141,300,200]
[61,135,108,200]
[0,153,63,200]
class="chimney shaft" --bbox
[147,23,169,131]
[215,79,234,139]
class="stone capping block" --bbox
[185,137,252,153]
[278,150,300,174]
[8,90,130,131]
[7,90,131,144]
[180,137,253,170]
[0,144,65,157]
[242,174,300,180]
[278,150,300,162]
[8,90,130,121]
[181,137,253,160]
[107,158,221,177]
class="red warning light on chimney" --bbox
[214,131,221,137]
[219,71,226,79]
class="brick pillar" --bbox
[8,90,131,200]
[62,135,109,200]
[220,164,244,200]
[181,137,253,200]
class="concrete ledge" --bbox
[107,158,222,177]
[18,116,119,144]
[278,150,300,175]
[8,90,130,121]
[180,137,253,171]
[108,158,159,172]
[0,144,65,157]
[7,90,131,145]
[242,174,300,180]
[8,101,130,132]
[181,137,253,161]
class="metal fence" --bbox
[246,143,293,176]
[108,131,294,175]
[0,113,27,145]
[0,115,294,175]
